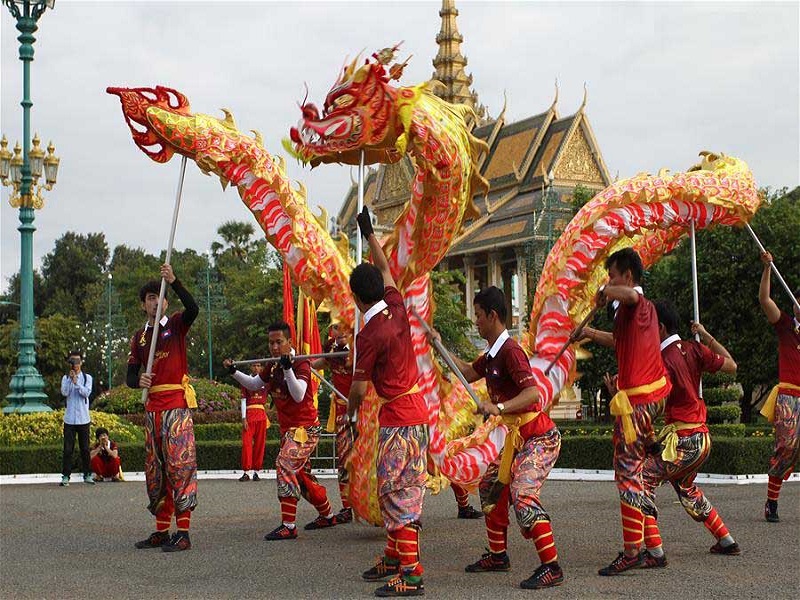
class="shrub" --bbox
[702,371,736,387]
[708,424,745,437]
[703,387,742,407]
[93,378,241,415]
[0,410,142,447]
[707,404,742,424]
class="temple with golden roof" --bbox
[335,0,612,331]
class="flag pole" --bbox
[141,156,188,404]
[350,150,366,424]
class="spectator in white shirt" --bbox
[60,350,94,486]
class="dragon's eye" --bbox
[332,94,355,109]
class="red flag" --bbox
[282,262,296,341]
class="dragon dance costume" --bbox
[127,279,199,550]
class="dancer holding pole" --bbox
[348,205,429,597]
[224,322,338,540]
[757,250,800,523]
[425,286,564,590]
[126,157,198,553]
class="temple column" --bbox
[515,246,528,326]
[463,255,475,321]
[501,265,514,328]
[488,251,503,288]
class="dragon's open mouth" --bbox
[290,113,364,159]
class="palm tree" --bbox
[214,221,257,263]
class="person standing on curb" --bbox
[60,350,94,487]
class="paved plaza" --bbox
[1,477,797,599]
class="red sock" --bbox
[280,497,298,525]
[155,517,171,533]
[487,522,507,555]
[338,482,351,510]
[767,476,782,501]
[155,493,174,532]
[703,508,729,540]
[452,484,470,508]
[395,526,423,576]
[620,502,644,552]
[385,533,399,562]
[176,510,191,532]
[530,520,558,564]
[313,497,332,517]
[643,515,662,549]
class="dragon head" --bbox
[285,44,411,166]
[106,86,191,163]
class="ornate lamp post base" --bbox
[4,368,50,413]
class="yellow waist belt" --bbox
[379,383,421,405]
[246,404,266,410]
[498,411,539,485]
[656,421,704,463]
[760,382,800,423]
[149,374,197,409]
[610,376,667,445]
[289,424,321,444]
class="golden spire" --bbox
[431,0,486,122]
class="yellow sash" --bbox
[610,376,667,445]
[326,396,348,433]
[379,383,421,405]
[760,382,800,423]
[656,421,703,463]
[498,411,539,485]
[246,404,265,411]
[149,374,197,409]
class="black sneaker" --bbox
[710,541,741,555]
[264,524,297,541]
[304,514,337,530]
[252,472,260,481]
[765,500,780,523]
[134,531,171,549]
[162,532,191,552]
[639,549,667,568]
[374,574,424,597]
[457,505,483,520]
[362,557,400,581]
[465,550,510,572]
[598,551,644,576]
[336,507,353,523]
[238,473,250,482]
[520,562,564,589]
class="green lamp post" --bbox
[1,0,59,413]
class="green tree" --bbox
[212,220,258,264]
[647,186,799,421]
[432,270,475,359]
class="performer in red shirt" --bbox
[581,248,672,575]
[238,363,270,482]
[634,300,741,566]
[349,206,429,598]
[758,251,800,523]
[312,323,355,523]
[127,264,198,553]
[225,322,337,541]
[429,286,564,590]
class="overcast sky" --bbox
[1,0,798,293]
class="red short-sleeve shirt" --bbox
[128,312,190,412]
[775,312,800,397]
[661,338,725,435]
[613,295,672,405]
[354,286,428,427]
[260,359,319,434]
[242,386,269,423]
[471,335,554,439]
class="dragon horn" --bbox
[251,129,263,145]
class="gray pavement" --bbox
[1,478,798,599]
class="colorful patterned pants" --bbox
[479,427,561,532]
[377,425,429,533]
[334,406,353,494]
[768,394,800,480]
[642,431,713,520]
[613,400,663,550]
[275,426,328,506]
[144,408,198,516]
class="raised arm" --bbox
[581,326,615,348]
[691,322,737,374]
[758,251,781,324]
[161,264,199,327]
[356,206,396,289]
